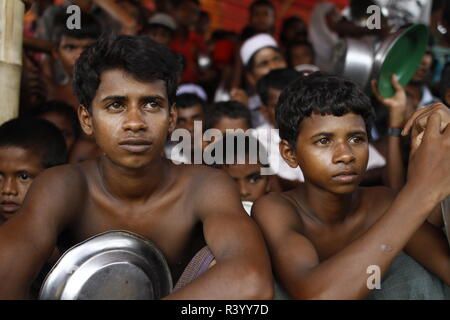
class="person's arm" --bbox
[93,0,138,35]
[404,221,450,285]
[253,113,450,299]
[0,165,86,299]
[371,75,408,191]
[164,169,273,300]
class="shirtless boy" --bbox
[252,72,450,299]
[0,35,272,300]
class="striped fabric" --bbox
[174,246,215,290]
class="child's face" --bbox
[262,87,282,127]
[213,117,250,134]
[56,35,96,75]
[39,112,76,153]
[289,44,314,67]
[79,69,176,169]
[147,26,173,47]
[222,163,269,202]
[250,5,275,32]
[249,48,286,87]
[0,146,45,220]
[287,112,369,194]
[176,104,203,149]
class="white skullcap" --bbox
[148,13,177,31]
[176,83,208,101]
[240,33,278,66]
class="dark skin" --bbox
[0,69,273,299]
[253,111,450,299]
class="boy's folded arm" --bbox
[0,165,86,299]
[404,221,450,286]
[164,170,273,300]
[253,187,442,300]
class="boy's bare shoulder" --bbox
[252,190,303,228]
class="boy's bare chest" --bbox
[65,187,204,279]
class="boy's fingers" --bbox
[410,131,424,156]
[421,112,442,142]
[391,74,402,91]
[402,107,430,135]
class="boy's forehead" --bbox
[95,69,168,101]
[0,146,43,169]
[299,112,366,135]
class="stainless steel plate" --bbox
[39,230,172,300]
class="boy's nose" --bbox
[332,143,356,164]
[1,177,18,196]
[123,108,148,132]
[239,181,251,199]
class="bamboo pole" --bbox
[0,0,25,125]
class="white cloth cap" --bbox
[148,13,177,31]
[240,33,278,66]
[176,83,208,101]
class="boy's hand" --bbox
[402,103,449,155]
[406,111,450,203]
[230,88,249,106]
[371,75,407,127]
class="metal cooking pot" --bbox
[333,24,428,97]
[39,230,172,300]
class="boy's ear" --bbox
[52,45,60,60]
[246,72,257,89]
[279,139,299,168]
[168,103,177,135]
[78,105,94,136]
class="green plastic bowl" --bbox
[374,23,429,98]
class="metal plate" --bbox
[39,230,172,300]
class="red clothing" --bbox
[171,31,207,83]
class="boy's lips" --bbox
[332,170,359,183]
[0,201,20,214]
[118,138,152,153]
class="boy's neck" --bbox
[97,156,168,202]
[301,183,360,225]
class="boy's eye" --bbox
[350,136,366,144]
[18,172,32,181]
[316,137,330,145]
[107,102,124,111]
[143,101,160,110]
[248,174,261,184]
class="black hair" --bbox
[203,101,252,131]
[245,46,282,72]
[0,118,67,168]
[175,93,205,110]
[276,72,375,147]
[73,34,182,111]
[250,0,275,14]
[207,132,269,168]
[171,0,200,7]
[51,11,102,46]
[257,68,300,105]
[280,16,307,46]
[440,62,450,102]
[28,100,81,141]
[285,40,315,67]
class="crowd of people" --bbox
[0,0,449,300]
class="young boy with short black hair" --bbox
[0,118,67,223]
[204,101,252,133]
[45,11,102,108]
[253,72,450,299]
[0,35,272,299]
